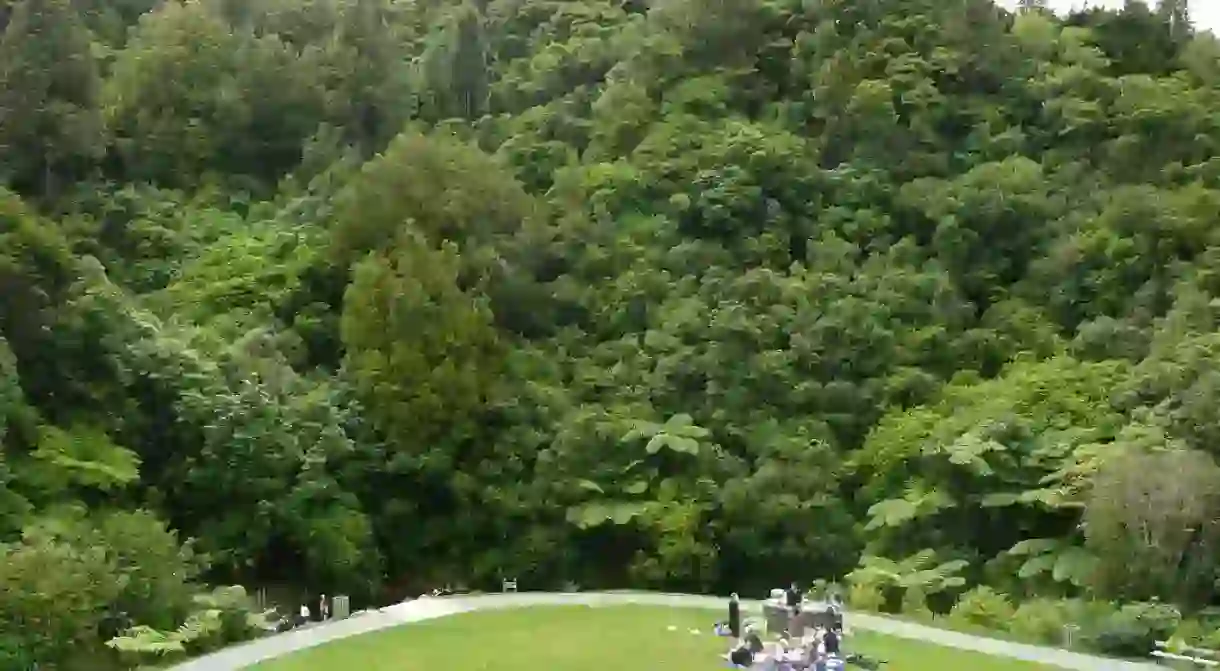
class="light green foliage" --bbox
[1009,598,1071,645]
[0,508,203,669]
[61,184,231,293]
[155,213,319,330]
[901,586,932,619]
[0,529,122,668]
[854,357,1129,574]
[22,508,202,628]
[107,585,271,666]
[847,551,968,614]
[22,424,140,494]
[1000,538,1097,591]
[949,587,1017,631]
[847,582,886,613]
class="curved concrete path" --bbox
[170,591,1158,670]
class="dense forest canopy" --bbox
[2,0,1220,667]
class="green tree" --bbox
[341,229,500,461]
[1084,447,1220,605]
[0,530,120,669]
[314,0,415,154]
[104,0,325,189]
[0,0,104,197]
[416,2,490,121]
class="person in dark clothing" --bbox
[729,643,753,668]
[746,630,764,654]
[728,593,741,638]
[823,627,841,656]
[786,582,801,613]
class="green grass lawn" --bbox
[253,605,1055,671]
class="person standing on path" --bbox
[786,582,802,631]
[319,594,330,620]
[828,589,846,633]
[728,593,741,638]
[823,627,840,656]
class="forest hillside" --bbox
[1,0,1220,667]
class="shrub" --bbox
[847,582,885,612]
[0,635,36,671]
[901,586,932,619]
[1010,598,1070,645]
[1061,599,1120,631]
[806,580,845,603]
[806,579,829,601]
[106,584,271,666]
[948,586,1015,631]
[1088,601,1181,657]
[1168,618,1207,649]
[1194,608,1220,650]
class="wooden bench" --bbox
[1152,640,1219,668]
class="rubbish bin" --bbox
[333,595,351,619]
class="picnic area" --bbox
[251,605,1056,671]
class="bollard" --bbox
[1062,624,1079,649]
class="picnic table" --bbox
[762,599,842,635]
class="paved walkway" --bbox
[169,591,1158,670]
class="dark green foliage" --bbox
[0,0,104,197]
[0,0,1216,666]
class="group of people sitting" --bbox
[724,623,845,670]
[716,587,869,670]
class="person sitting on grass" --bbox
[728,639,754,668]
[770,632,790,662]
[746,628,765,654]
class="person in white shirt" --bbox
[298,604,311,626]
